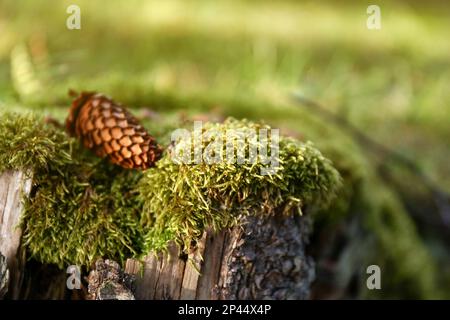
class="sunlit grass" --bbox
[1,0,449,190]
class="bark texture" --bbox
[87,259,135,300]
[125,214,314,300]
[0,253,8,299]
[219,214,314,299]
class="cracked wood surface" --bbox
[125,214,314,300]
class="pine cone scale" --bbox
[66,92,163,169]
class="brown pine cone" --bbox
[66,91,163,169]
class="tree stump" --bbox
[125,214,314,300]
[1,170,316,300]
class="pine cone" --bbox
[66,91,163,169]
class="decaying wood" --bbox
[125,213,314,300]
[87,259,135,300]
[0,170,32,299]
[0,253,9,299]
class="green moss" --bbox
[0,112,71,173]
[0,112,146,268]
[0,113,340,268]
[139,118,341,252]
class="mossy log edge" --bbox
[0,170,315,300]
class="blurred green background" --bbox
[1,0,449,299]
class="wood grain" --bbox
[0,170,32,299]
[126,215,314,300]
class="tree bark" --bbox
[0,253,8,299]
[125,214,314,300]
[87,259,135,300]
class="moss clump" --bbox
[0,112,146,268]
[0,113,340,268]
[0,113,71,173]
[139,118,342,252]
